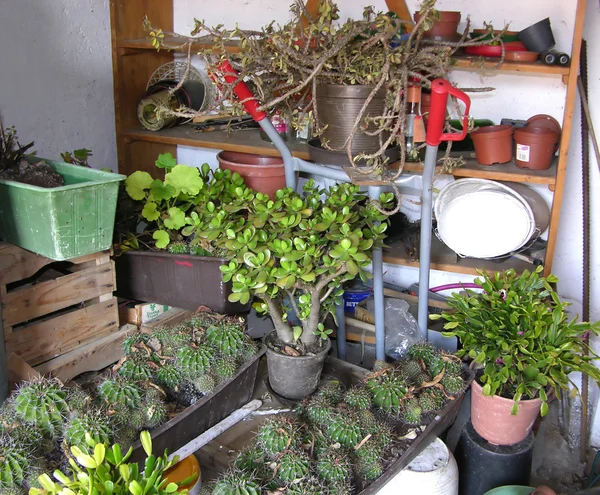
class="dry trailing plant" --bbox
[144,0,506,185]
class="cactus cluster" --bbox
[176,346,214,379]
[206,324,245,356]
[366,374,406,414]
[257,417,297,456]
[343,386,371,411]
[277,451,310,483]
[0,438,30,489]
[63,410,112,450]
[13,379,69,437]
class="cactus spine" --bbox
[316,449,351,483]
[206,324,245,357]
[13,379,68,436]
[176,346,213,378]
[63,410,112,449]
[0,439,30,489]
[256,417,296,457]
[277,451,310,483]
[343,386,372,411]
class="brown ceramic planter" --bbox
[414,11,461,38]
[471,380,541,446]
[470,125,514,165]
[217,151,286,198]
[514,127,559,170]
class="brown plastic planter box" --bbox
[129,344,266,464]
[114,251,250,314]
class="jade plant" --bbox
[433,266,600,416]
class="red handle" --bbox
[216,60,267,122]
[425,79,471,146]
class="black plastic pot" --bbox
[266,333,331,400]
[518,18,555,53]
[115,251,250,314]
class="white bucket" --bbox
[434,179,547,259]
[378,437,459,495]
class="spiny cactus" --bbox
[1,486,27,495]
[63,410,112,450]
[66,387,93,413]
[142,389,168,428]
[118,359,154,382]
[325,480,353,495]
[343,386,372,411]
[237,338,260,363]
[277,451,310,484]
[206,324,245,357]
[401,359,427,386]
[287,480,324,495]
[212,471,261,495]
[98,378,142,409]
[156,364,183,390]
[0,438,30,489]
[355,409,378,433]
[13,379,68,437]
[193,374,217,394]
[367,374,406,414]
[441,374,465,395]
[168,241,189,254]
[122,333,149,356]
[326,414,363,448]
[408,342,445,376]
[355,441,383,481]
[151,326,190,354]
[304,396,333,426]
[189,245,211,257]
[24,461,49,491]
[373,360,393,372]
[445,359,463,376]
[256,417,297,457]
[316,448,351,483]
[214,357,238,380]
[234,446,265,473]
[314,380,343,406]
[419,388,446,412]
[357,458,383,481]
[176,346,214,379]
[0,406,44,450]
[402,400,423,425]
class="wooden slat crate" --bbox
[0,243,124,381]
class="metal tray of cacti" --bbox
[322,357,474,494]
[128,344,267,464]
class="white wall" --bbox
[0,0,116,171]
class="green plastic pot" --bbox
[484,486,535,495]
[0,157,125,260]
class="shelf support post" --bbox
[368,186,386,361]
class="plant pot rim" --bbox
[265,332,331,360]
[216,150,284,166]
[515,127,559,137]
[117,249,228,263]
[470,124,514,136]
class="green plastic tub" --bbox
[0,158,125,260]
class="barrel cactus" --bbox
[326,414,363,448]
[0,438,30,489]
[354,442,383,481]
[206,324,245,357]
[277,451,310,484]
[176,346,214,378]
[314,381,343,406]
[142,389,168,428]
[316,449,351,483]
[441,374,465,395]
[408,342,444,377]
[98,378,142,409]
[13,379,68,437]
[212,471,261,495]
[343,386,372,411]
[156,364,183,390]
[66,387,93,413]
[367,374,406,414]
[122,333,149,356]
[419,388,446,412]
[118,359,154,382]
[304,396,333,426]
[402,400,423,425]
[193,374,217,394]
[214,357,238,380]
[400,359,427,386]
[257,417,297,457]
[234,446,265,473]
[63,410,112,450]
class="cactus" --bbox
[24,461,49,491]
[152,326,189,355]
[372,360,393,372]
[214,357,238,380]
[441,374,465,395]
[343,386,372,411]
[357,458,383,481]
[176,346,214,379]
[142,389,168,428]
[156,364,183,390]
[122,333,149,356]
[287,480,324,495]
[401,359,427,387]
[66,387,93,413]
[193,374,217,394]
[408,342,445,376]
[316,448,351,483]
[238,339,260,363]
[0,405,44,450]
[0,438,30,489]
[13,379,68,437]
[325,480,353,495]
[63,410,112,450]
[366,374,406,414]
[118,359,154,382]
[355,441,383,481]
[256,417,296,457]
[445,359,463,376]
[98,378,142,409]
[314,380,343,406]
[277,451,310,484]
[206,324,245,357]
[402,400,422,425]
[304,396,333,426]
[168,241,189,254]
[419,388,445,412]
[212,471,261,495]
[234,446,265,473]
[189,245,211,257]
[326,414,363,448]
[1,486,27,495]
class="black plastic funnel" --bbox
[518,18,555,53]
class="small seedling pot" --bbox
[518,18,555,53]
[470,125,514,165]
[514,127,559,170]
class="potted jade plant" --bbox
[182,179,392,399]
[144,0,505,177]
[433,267,600,445]
[114,153,253,314]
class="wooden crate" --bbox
[0,243,124,381]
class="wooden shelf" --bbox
[382,236,543,276]
[453,56,570,77]
[118,38,242,53]
[123,126,311,160]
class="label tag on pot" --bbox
[517,144,530,162]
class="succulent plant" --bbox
[326,413,363,448]
[357,458,383,481]
[316,448,351,483]
[401,359,427,387]
[367,374,406,414]
[212,471,261,495]
[354,441,383,481]
[142,389,168,428]
[206,324,245,357]
[176,346,214,379]
[66,387,93,413]
[441,374,465,395]
[314,380,343,406]
[98,378,143,409]
[325,479,353,495]
[444,359,462,376]
[63,410,112,450]
[122,332,149,356]
[152,325,190,352]
[402,400,422,425]
[287,479,324,495]
[419,388,445,412]
[373,360,393,372]
[156,364,183,390]
[237,339,260,363]
[118,359,154,382]
[13,379,68,437]
[193,374,217,394]
[214,357,238,380]
[168,241,189,254]
[343,386,372,411]
[1,486,27,495]
[355,409,378,433]
[234,446,265,473]
[304,396,333,426]
[189,245,211,257]
[0,438,30,489]
[24,461,49,491]
[277,451,310,484]
[256,417,296,457]
[0,405,44,451]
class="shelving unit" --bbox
[109,0,586,277]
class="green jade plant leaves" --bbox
[432,267,600,416]
[187,179,392,346]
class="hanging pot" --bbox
[471,380,541,446]
[470,125,514,165]
[514,127,559,170]
[216,151,286,198]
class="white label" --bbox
[516,144,530,162]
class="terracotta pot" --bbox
[414,11,461,38]
[216,151,286,198]
[421,92,431,123]
[470,125,514,165]
[514,127,559,170]
[471,380,541,446]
